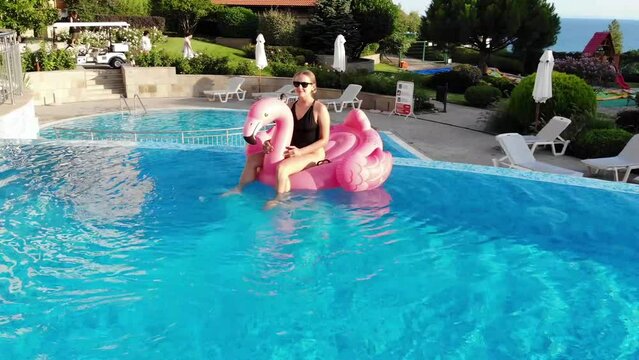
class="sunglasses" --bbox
[293,81,313,88]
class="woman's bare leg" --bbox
[264,151,324,208]
[224,153,264,196]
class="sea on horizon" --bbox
[554,18,639,52]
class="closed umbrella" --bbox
[532,50,554,130]
[332,34,346,92]
[255,33,268,92]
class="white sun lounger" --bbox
[522,116,572,156]
[581,134,639,182]
[203,77,246,102]
[319,84,363,112]
[493,133,583,177]
[252,84,295,99]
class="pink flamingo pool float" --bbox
[242,98,393,192]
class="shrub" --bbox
[571,128,633,158]
[243,45,315,65]
[464,85,501,108]
[257,9,298,46]
[621,62,639,83]
[506,71,596,133]
[189,55,233,75]
[414,89,435,112]
[95,15,165,31]
[616,110,639,133]
[217,6,258,38]
[361,43,380,56]
[268,62,299,77]
[133,49,174,67]
[584,113,616,131]
[450,47,523,74]
[482,76,516,97]
[554,56,616,86]
[430,64,481,93]
[232,60,258,76]
[21,46,76,72]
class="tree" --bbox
[301,0,360,59]
[64,0,116,21]
[153,0,212,35]
[0,0,58,36]
[403,11,421,35]
[379,9,418,59]
[511,0,560,73]
[350,0,398,59]
[609,19,623,53]
[423,0,559,73]
[114,0,151,16]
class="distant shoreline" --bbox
[555,18,639,52]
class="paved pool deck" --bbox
[35,97,635,183]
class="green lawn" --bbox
[153,39,470,107]
[374,63,402,73]
[156,37,247,59]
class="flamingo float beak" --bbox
[242,118,262,145]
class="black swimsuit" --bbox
[290,100,319,148]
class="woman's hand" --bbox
[263,140,274,154]
[284,146,301,158]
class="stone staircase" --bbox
[28,68,127,105]
[81,69,126,101]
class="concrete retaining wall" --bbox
[0,93,39,139]
[27,66,397,111]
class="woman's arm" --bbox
[298,102,330,156]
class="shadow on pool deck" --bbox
[35,97,638,184]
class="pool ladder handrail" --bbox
[119,94,147,116]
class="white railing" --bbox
[0,30,22,104]
[51,126,247,147]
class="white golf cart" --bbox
[51,21,131,69]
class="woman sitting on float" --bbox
[229,70,393,208]
[230,70,330,206]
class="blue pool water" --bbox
[412,67,452,76]
[39,109,420,160]
[2,143,639,359]
[39,108,247,138]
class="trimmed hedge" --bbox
[134,50,257,75]
[464,85,501,108]
[95,15,165,31]
[217,6,258,38]
[506,71,596,133]
[482,76,516,97]
[243,45,316,66]
[571,128,634,158]
[450,47,524,74]
[430,64,482,93]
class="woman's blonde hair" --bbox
[294,70,317,94]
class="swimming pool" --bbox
[39,108,248,139]
[39,109,421,159]
[2,142,639,359]
[412,67,452,76]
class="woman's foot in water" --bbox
[264,193,290,210]
[221,186,242,197]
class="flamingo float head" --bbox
[242,98,291,145]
